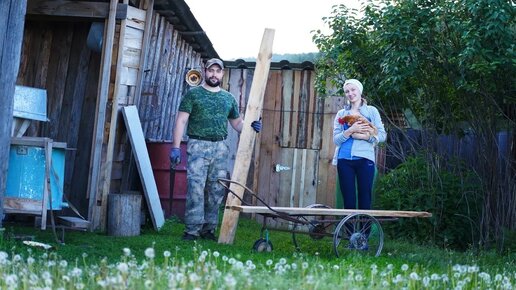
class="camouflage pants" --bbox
[184,139,228,236]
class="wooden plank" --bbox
[3,198,43,215]
[97,9,130,232]
[126,6,146,30]
[57,216,90,229]
[87,0,118,231]
[256,70,279,223]
[124,26,143,50]
[218,29,275,244]
[306,72,316,148]
[27,0,128,20]
[297,71,310,147]
[122,105,165,230]
[316,96,345,207]
[41,139,52,230]
[133,0,154,108]
[302,149,318,206]
[291,71,301,147]
[280,70,293,147]
[231,206,433,218]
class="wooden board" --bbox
[230,205,433,218]
[26,1,128,20]
[218,28,275,244]
[122,105,164,230]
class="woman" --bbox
[332,79,386,211]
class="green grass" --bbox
[0,215,514,289]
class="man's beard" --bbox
[205,77,220,87]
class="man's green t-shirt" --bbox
[178,86,240,138]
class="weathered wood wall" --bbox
[17,20,100,216]
[221,67,342,226]
[0,0,27,224]
[16,8,204,219]
[137,12,202,142]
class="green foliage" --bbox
[312,0,515,133]
[374,154,483,250]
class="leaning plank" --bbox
[218,28,275,244]
[230,205,432,218]
[122,106,164,230]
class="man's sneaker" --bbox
[182,233,198,241]
[200,231,217,241]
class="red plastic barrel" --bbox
[146,141,187,219]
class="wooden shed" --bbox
[0,0,342,231]
[1,0,220,230]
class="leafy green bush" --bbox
[374,154,482,250]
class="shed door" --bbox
[274,147,319,208]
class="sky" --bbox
[184,0,362,60]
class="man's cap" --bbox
[205,58,224,69]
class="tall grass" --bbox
[0,216,514,289]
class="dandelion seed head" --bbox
[60,260,68,268]
[228,258,236,265]
[410,272,420,280]
[27,257,35,265]
[117,262,129,273]
[222,255,228,262]
[144,248,155,259]
[163,250,171,257]
[144,280,154,288]
[401,264,409,271]
[213,251,220,258]
[266,259,273,266]
[224,274,237,287]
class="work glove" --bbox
[169,148,181,165]
[251,120,262,133]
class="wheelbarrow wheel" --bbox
[252,238,273,252]
[333,213,384,257]
[292,204,335,253]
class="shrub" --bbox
[374,154,482,250]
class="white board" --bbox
[122,105,165,230]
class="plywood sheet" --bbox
[122,105,164,230]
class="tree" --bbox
[313,0,515,250]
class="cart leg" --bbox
[333,213,384,257]
[252,217,273,252]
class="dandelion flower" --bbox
[213,251,220,258]
[163,250,171,257]
[123,248,131,256]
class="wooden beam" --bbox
[87,0,118,231]
[0,0,26,224]
[218,28,275,244]
[230,205,433,218]
[27,0,128,20]
[97,0,131,232]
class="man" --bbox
[170,58,262,241]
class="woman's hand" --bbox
[351,132,371,140]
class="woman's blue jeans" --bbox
[337,158,376,209]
